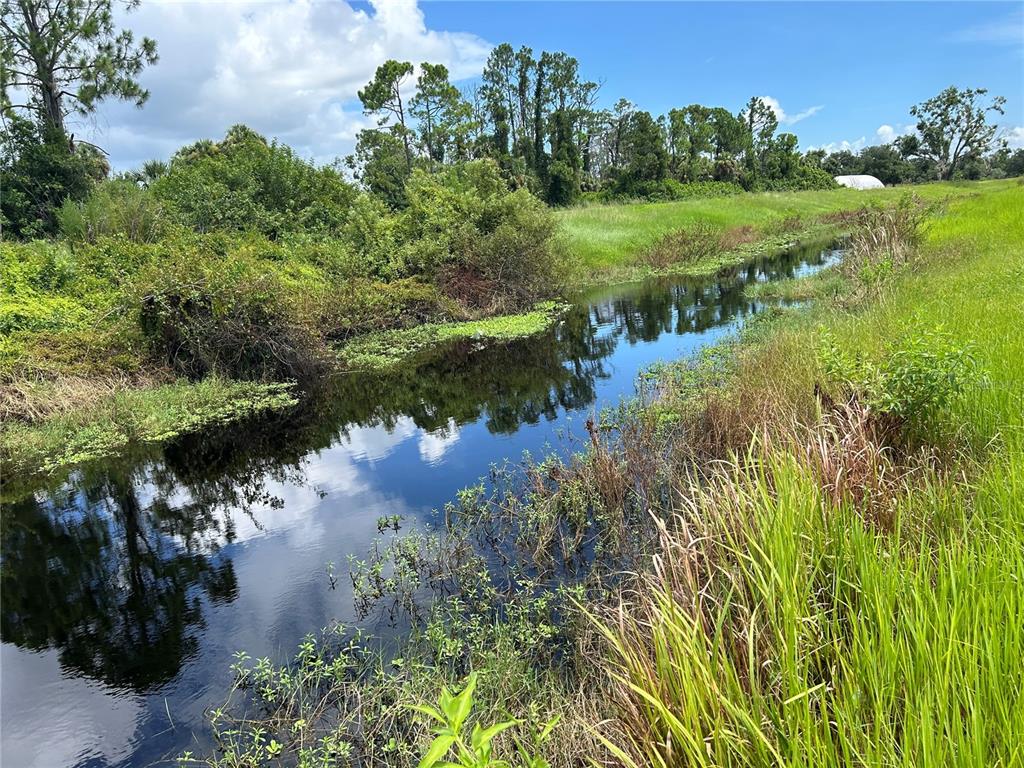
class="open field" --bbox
[557,179,1015,275]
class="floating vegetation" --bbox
[337,301,569,373]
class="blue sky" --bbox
[415,1,1023,152]
[93,1,1022,169]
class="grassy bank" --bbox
[187,181,1024,767]
[0,378,297,482]
[590,178,1024,767]
[557,179,1012,279]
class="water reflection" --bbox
[2,475,238,690]
[0,240,838,768]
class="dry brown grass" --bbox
[775,397,937,532]
[819,208,864,226]
[718,224,759,251]
[0,369,169,424]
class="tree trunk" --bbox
[396,88,412,171]
[533,61,546,172]
[41,79,65,133]
[20,2,66,134]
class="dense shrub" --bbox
[1,117,108,238]
[57,180,168,243]
[3,229,466,386]
[133,250,325,380]
[322,278,456,339]
[390,160,561,308]
[820,327,977,437]
[762,164,838,192]
[339,195,401,279]
[150,125,357,238]
[644,179,744,201]
[464,189,561,306]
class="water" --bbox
[0,241,840,767]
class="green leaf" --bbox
[476,719,516,747]
[449,672,477,731]
[411,703,446,725]
[439,686,455,721]
[417,733,456,768]
[537,715,560,742]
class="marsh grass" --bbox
[642,222,723,269]
[591,439,1024,768]
[0,377,297,480]
[588,180,1024,767]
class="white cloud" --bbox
[78,0,491,169]
[342,418,418,463]
[418,419,461,464]
[875,123,915,144]
[758,96,824,127]
[1004,126,1024,150]
[808,137,867,154]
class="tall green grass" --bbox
[594,183,1024,766]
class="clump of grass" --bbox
[743,267,845,303]
[718,223,759,250]
[838,194,934,304]
[0,368,162,424]
[591,432,1024,768]
[643,221,723,269]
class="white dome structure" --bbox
[835,174,885,190]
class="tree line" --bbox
[350,45,839,208]
[806,87,1019,185]
[1,1,1018,238]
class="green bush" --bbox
[763,164,838,192]
[322,277,456,339]
[820,326,978,434]
[132,250,324,380]
[150,125,357,238]
[57,179,168,243]
[338,194,400,279]
[466,188,562,306]
[0,241,91,335]
[1,117,107,238]
[386,160,561,308]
